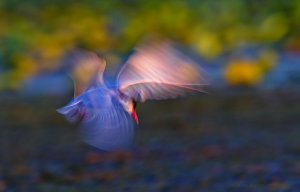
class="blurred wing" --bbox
[58,87,135,151]
[57,98,83,123]
[67,51,106,97]
[117,42,207,102]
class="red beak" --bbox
[131,110,139,125]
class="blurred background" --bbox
[0,0,300,191]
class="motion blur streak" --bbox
[57,41,207,151]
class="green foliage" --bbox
[0,0,299,89]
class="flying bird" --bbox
[57,41,207,151]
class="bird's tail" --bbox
[57,99,83,123]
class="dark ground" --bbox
[0,88,300,191]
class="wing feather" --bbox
[66,51,106,97]
[117,41,207,102]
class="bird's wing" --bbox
[67,51,106,97]
[117,41,207,102]
[57,88,135,151]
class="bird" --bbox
[57,41,207,151]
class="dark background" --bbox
[0,0,300,191]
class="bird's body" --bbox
[58,41,207,151]
[58,85,136,151]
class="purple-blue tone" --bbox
[57,41,207,150]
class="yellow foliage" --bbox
[30,34,65,57]
[13,54,38,78]
[159,2,189,32]
[259,13,289,42]
[40,46,63,61]
[29,33,69,71]
[194,31,223,60]
[0,18,6,37]
[81,28,111,50]
[3,54,39,90]
[258,50,278,72]
[6,72,22,90]
[0,1,296,91]
[224,60,263,86]
[224,25,256,47]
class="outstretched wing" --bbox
[66,51,106,97]
[117,41,207,102]
[57,87,135,151]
